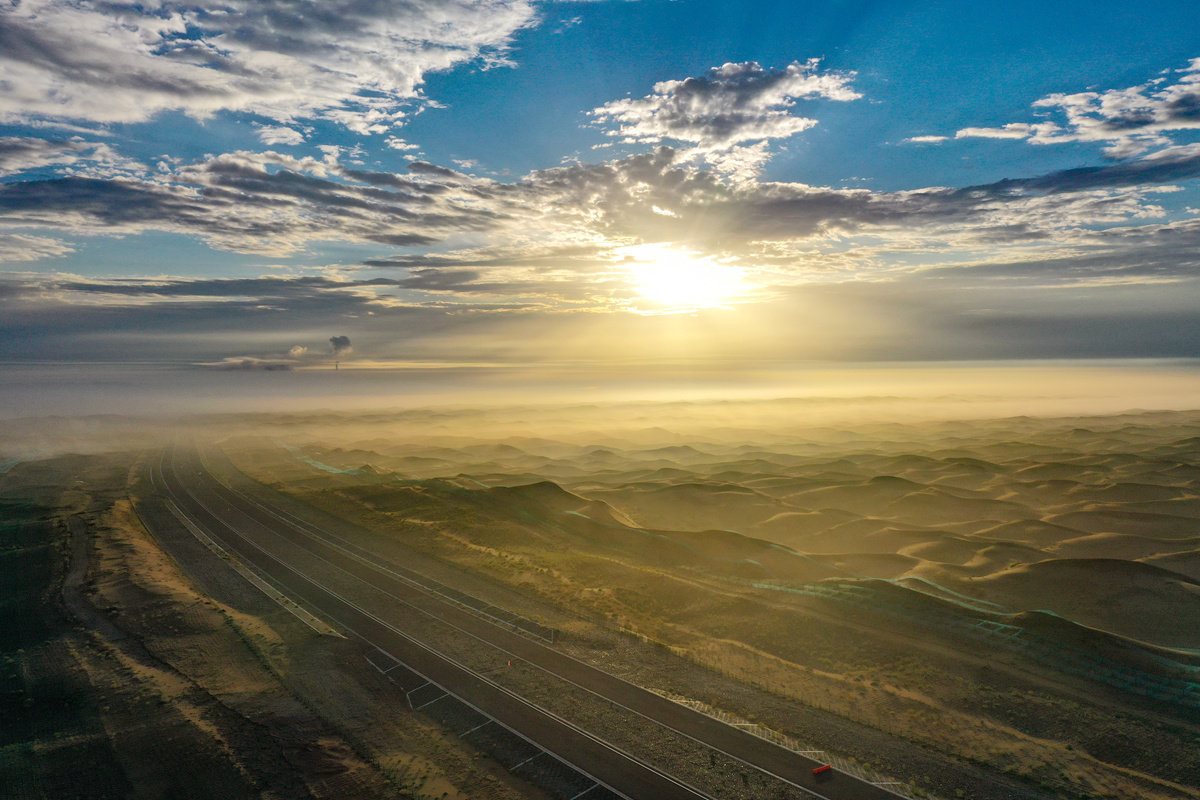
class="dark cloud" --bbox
[962,143,1200,195]
[363,244,611,270]
[397,269,484,291]
[408,161,469,180]
[0,150,509,254]
[329,335,352,356]
[0,137,120,176]
[365,232,441,246]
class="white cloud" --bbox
[0,234,75,263]
[955,123,1062,140]
[385,137,420,151]
[0,1,538,133]
[904,135,949,144]
[256,126,306,146]
[590,60,860,176]
[953,58,1200,157]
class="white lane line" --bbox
[570,784,600,800]
[413,692,449,711]
[163,447,708,800]
[459,720,493,738]
[512,752,545,770]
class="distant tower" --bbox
[335,361,339,371]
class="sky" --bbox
[2,0,1200,380]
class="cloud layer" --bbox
[0,0,537,132]
[2,41,1200,367]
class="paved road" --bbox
[157,444,906,800]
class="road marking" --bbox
[512,752,545,770]
[413,692,449,711]
[459,720,492,737]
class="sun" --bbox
[623,244,746,311]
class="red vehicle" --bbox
[813,764,833,776]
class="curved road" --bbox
[156,444,905,800]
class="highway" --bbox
[153,444,907,800]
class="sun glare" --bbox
[623,244,745,311]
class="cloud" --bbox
[0,136,133,176]
[2,267,1196,365]
[408,161,471,180]
[0,137,1195,292]
[2,133,1199,314]
[512,144,1194,249]
[0,149,507,255]
[0,0,538,133]
[288,345,308,358]
[256,126,306,146]
[197,356,294,371]
[590,60,859,177]
[3,136,1197,259]
[0,233,74,263]
[329,334,352,356]
[952,57,1200,157]
[955,123,1057,140]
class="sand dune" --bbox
[972,559,1200,647]
[899,535,992,565]
[748,508,863,546]
[241,408,1200,652]
[1049,532,1196,561]
[1045,508,1198,538]
[882,487,1027,526]
[1140,551,1200,581]
[974,519,1086,547]
[1063,482,1192,503]
[587,482,788,533]
[786,475,927,514]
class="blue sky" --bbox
[2,0,1200,371]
